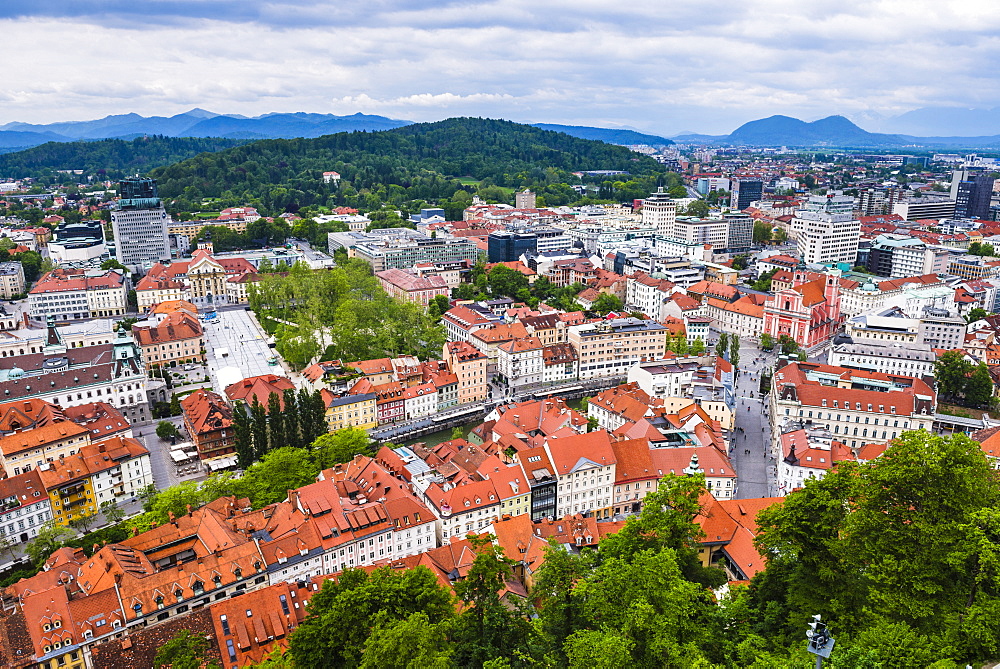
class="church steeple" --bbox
[112,327,142,378]
[43,316,67,356]
[683,452,702,476]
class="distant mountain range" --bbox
[0,110,413,151]
[876,106,1000,137]
[0,109,676,153]
[8,107,1000,154]
[530,124,672,147]
[673,114,1000,148]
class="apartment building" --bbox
[828,342,936,377]
[838,273,945,318]
[650,447,738,500]
[181,389,235,465]
[569,317,668,380]
[0,470,53,544]
[846,305,964,349]
[770,362,936,452]
[321,390,378,431]
[135,275,187,309]
[545,430,617,518]
[542,343,579,384]
[28,269,127,321]
[625,271,676,321]
[706,295,766,339]
[777,425,858,496]
[444,341,488,404]
[497,336,545,389]
[39,436,152,526]
[375,268,450,307]
[132,311,205,370]
[402,383,438,419]
[0,262,25,299]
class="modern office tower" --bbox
[111,177,170,272]
[487,231,537,263]
[641,187,677,238]
[724,213,753,250]
[730,178,763,210]
[794,193,860,265]
[955,174,995,219]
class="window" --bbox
[220,614,230,635]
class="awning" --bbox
[207,455,238,471]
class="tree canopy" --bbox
[149,118,675,216]
[248,258,446,369]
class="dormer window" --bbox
[155,595,164,609]
[213,574,222,586]
[175,588,184,603]
[234,568,242,579]
[43,623,51,632]
[192,580,204,596]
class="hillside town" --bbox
[0,148,998,667]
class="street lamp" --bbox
[805,614,834,667]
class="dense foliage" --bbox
[744,431,1000,665]
[934,349,996,409]
[149,118,674,216]
[232,387,329,469]
[248,259,446,369]
[0,136,248,179]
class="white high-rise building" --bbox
[642,188,677,238]
[793,193,860,265]
[111,177,171,273]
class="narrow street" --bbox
[728,342,779,499]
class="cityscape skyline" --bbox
[3,1,1000,134]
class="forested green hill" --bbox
[149,117,673,216]
[0,136,249,179]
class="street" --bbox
[727,340,780,499]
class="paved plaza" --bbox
[202,307,280,392]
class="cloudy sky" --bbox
[2,0,999,134]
